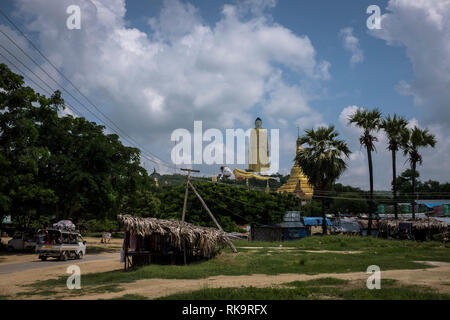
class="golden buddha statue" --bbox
[248,117,270,173]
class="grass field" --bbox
[157,278,450,300]
[8,235,450,299]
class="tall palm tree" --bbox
[295,126,351,234]
[348,108,382,234]
[380,114,408,219]
[401,127,436,219]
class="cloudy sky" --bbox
[1,0,449,190]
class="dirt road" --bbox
[69,261,450,300]
[0,252,122,297]
[0,254,117,274]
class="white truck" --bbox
[35,228,86,261]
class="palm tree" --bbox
[295,126,351,234]
[380,114,408,219]
[348,108,382,234]
[401,127,436,219]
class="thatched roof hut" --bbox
[119,215,229,259]
[357,219,379,230]
[378,218,447,240]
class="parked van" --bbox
[35,228,86,261]
[7,231,37,251]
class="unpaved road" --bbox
[0,254,117,274]
[70,261,450,300]
[0,252,122,297]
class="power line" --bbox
[0,18,178,171]
[0,48,84,117]
[0,10,178,169]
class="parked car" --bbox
[7,231,37,251]
[35,228,86,261]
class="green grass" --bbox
[158,278,450,300]
[158,286,450,300]
[112,294,148,300]
[20,284,124,298]
[16,289,59,297]
[233,236,450,251]
[285,277,350,287]
[24,235,450,297]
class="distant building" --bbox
[250,211,309,241]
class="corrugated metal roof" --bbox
[276,221,305,228]
[283,211,301,222]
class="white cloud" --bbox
[371,0,450,127]
[339,27,364,67]
[3,0,331,174]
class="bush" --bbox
[432,233,446,242]
[82,219,119,233]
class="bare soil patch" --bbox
[0,253,121,297]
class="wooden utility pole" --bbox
[180,168,199,265]
[180,168,238,254]
[181,168,199,222]
[187,180,238,253]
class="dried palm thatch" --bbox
[357,219,379,229]
[118,215,229,258]
[378,218,447,234]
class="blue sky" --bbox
[1,0,449,190]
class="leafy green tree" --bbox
[348,108,381,233]
[396,169,420,201]
[401,127,436,219]
[295,126,351,234]
[0,63,57,227]
[380,114,408,219]
[330,193,369,215]
[0,63,152,227]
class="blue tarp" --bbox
[303,217,332,226]
[425,203,443,208]
[1,215,12,224]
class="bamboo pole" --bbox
[187,180,238,253]
[181,170,192,222]
[180,169,200,264]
